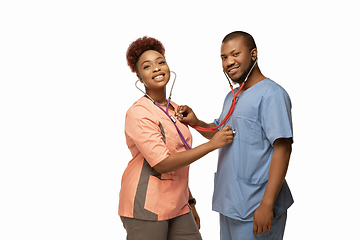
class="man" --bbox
[178,31,293,240]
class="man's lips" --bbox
[228,66,239,74]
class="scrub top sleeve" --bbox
[261,89,293,145]
[214,90,234,127]
[125,106,170,167]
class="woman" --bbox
[119,36,234,240]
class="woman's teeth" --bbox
[154,75,164,79]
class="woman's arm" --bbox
[153,126,233,174]
[189,190,200,229]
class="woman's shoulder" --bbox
[126,97,154,118]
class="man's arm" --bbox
[253,138,292,235]
[177,105,218,139]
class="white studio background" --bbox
[0,1,359,239]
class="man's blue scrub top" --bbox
[213,78,294,221]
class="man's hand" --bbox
[253,202,273,235]
[177,105,218,140]
[253,138,292,235]
[177,105,199,126]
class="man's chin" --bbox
[231,77,245,85]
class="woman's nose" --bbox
[153,67,160,72]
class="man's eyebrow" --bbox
[221,49,237,57]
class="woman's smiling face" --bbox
[136,50,170,90]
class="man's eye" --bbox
[234,52,240,56]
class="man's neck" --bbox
[243,66,266,90]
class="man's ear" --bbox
[251,48,258,60]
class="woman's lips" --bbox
[153,74,165,81]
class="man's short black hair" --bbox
[222,31,257,50]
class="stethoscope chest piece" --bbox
[232,128,236,137]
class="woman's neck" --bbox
[146,88,167,105]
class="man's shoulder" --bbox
[259,78,289,98]
[262,78,285,90]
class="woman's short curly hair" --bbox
[126,36,165,73]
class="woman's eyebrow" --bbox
[141,57,164,66]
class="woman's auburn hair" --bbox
[126,36,165,73]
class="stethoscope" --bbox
[189,58,258,134]
[135,59,257,150]
[135,71,192,150]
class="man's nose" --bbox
[226,56,235,67]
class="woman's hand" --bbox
[190,204,201,229]
[209,126,234,150]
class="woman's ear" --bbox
[136,74,142,82]
[137,74,147,87]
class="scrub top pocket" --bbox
[236,115,257,145]
[233,177,268,220]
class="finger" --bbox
[196,219,201,229]
[253,224,258,235]
[178,105,185,113]
[182,105,190,113]
[224,131,234,138]
[227,130,235,136]
[223,126,232,131]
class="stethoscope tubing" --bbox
[189,82,244,132]
[135,72,192,150]
[154,99,192,150]
[133,58,256,149]
[190,58,257,132]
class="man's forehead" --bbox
[221,37,245,53]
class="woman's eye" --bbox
[234,52,240,56]
[143,65,150,69]
[159,61,166,65]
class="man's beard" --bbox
[231,59,256,85]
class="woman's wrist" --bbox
[188,198,196,205]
